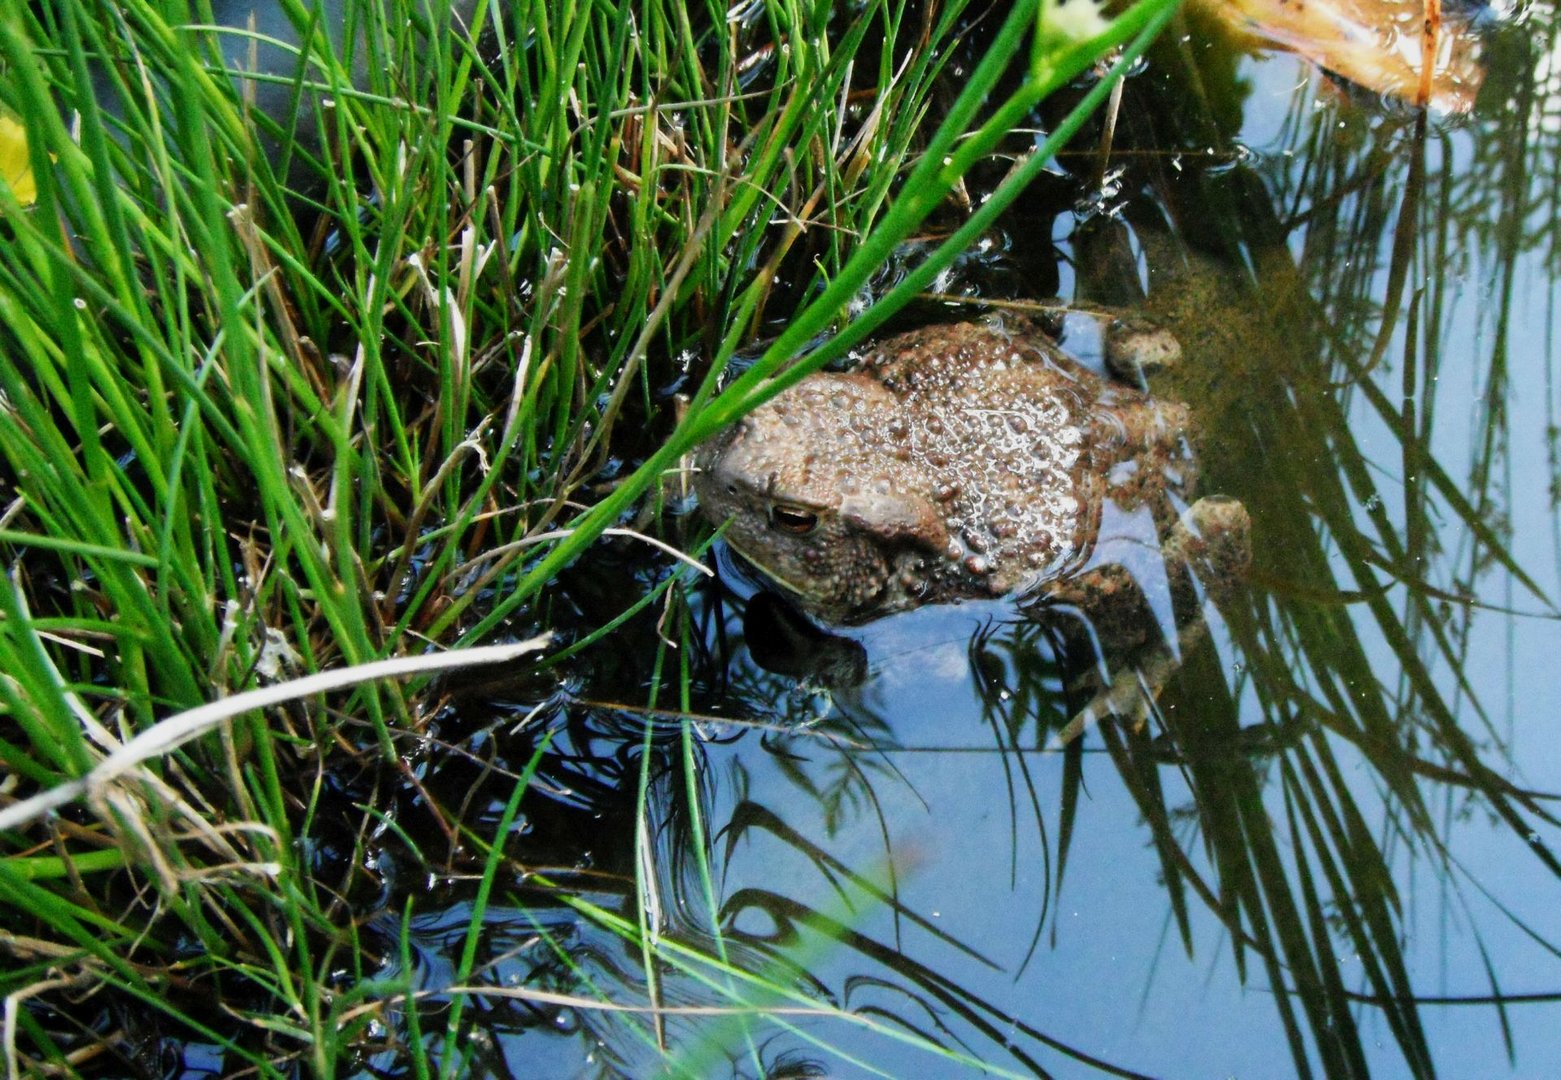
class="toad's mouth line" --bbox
[721,536,827,603]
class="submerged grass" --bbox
[0,0,1163,1073]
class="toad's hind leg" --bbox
[1050,495,1251,748]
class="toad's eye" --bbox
[769,503,819,536]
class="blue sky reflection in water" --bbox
[465,16,1561,1080]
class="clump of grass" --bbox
[0,0,1168,1072]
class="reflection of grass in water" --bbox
[1058,29,1561,1076]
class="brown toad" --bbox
[693,316,1247,628]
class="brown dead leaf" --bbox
[1198,0,1485,112]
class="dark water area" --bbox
[384,9,1561,1079]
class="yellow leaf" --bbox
[0,114,38,206]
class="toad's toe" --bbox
[1105,315,1183,383]
[1166,495,1251,603]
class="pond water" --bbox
[397,9,1561,1079]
